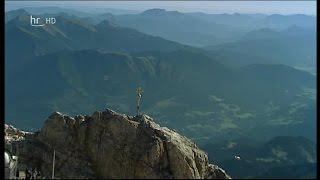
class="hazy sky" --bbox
[5,1,317,15]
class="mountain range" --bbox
[11,7,315,47]
[205,26,316,70]
[5,8,317,179]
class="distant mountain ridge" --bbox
[6,8,316,47]
[5,9,195,77]
[5,10,190,54]
[205,25,316,68]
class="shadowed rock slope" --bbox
[5,109,231,179]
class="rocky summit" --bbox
[5,109,231,179]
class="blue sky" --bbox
[5,1,317,15]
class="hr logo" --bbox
[30,15,56,27]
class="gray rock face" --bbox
[5,109,231,179]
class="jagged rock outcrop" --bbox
[5,109,231,179]
[5,124,31,143]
